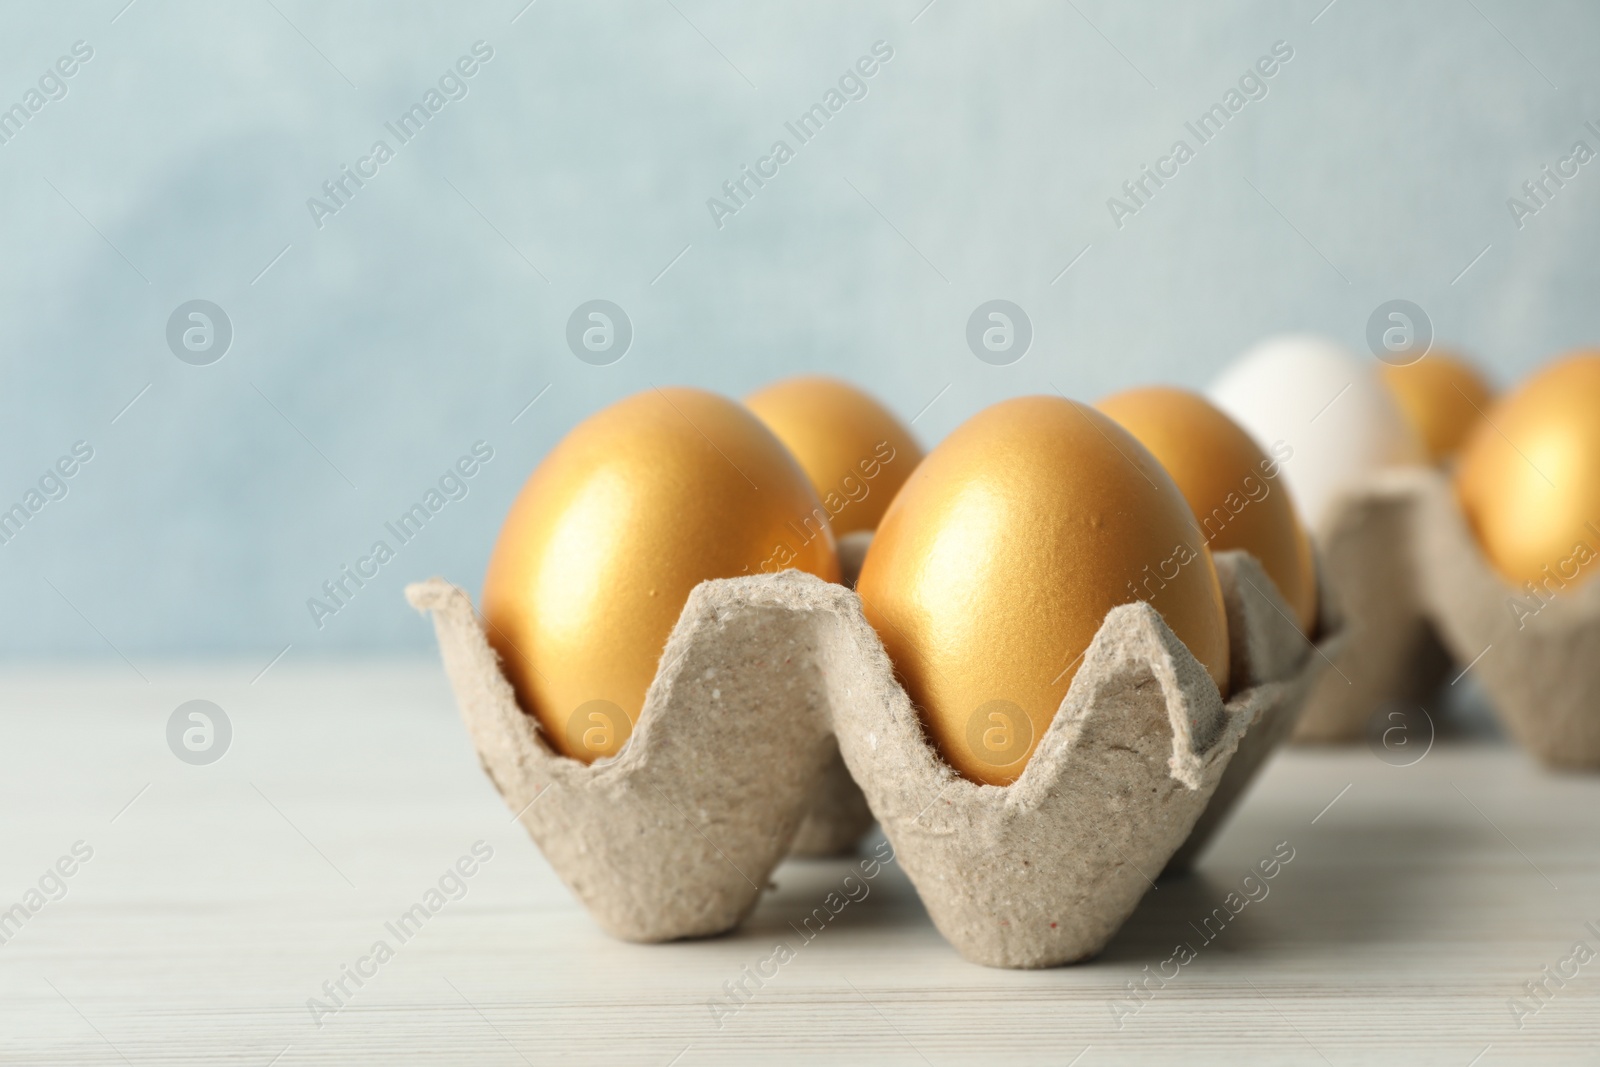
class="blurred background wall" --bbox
[1,0,1597,662]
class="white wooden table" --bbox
[2,663,1597,1065]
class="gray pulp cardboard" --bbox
[789,528,877,858]
[1283,465,1600,768]
[1293,470,1452,742]
[795,537,1334,864]
[409,550,1325,965]
[1163,552,1338,875]
[1412,470,1600,768]
[787,738,876,856]
[833,552,1319,967]
[406,577,838,942]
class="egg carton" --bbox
[1163,553,1337,875]
[1291,469,1453,743]
[797,535,1334,867]
[787,529,876,857]
[1415,472,1600,766]
[405,550,1336,968]
[1291,466,1600,768]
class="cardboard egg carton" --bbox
[1414,473,1600,765]
[1291,469,1451,743]
[798,535,1334,864]
[1290,466,1600,768]
[788,529,876,857]
[406,550,1335,967]
[1162,552,1337,875]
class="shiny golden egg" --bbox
[1456,351,1600,590]
[744,376,924,537]
[856,395,1230,787]
[1096,386,1318,632]
[483,386,840,762]
[1379,350,1495,463]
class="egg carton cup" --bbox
[1410,469,1600,768]
[833,552,1330,968]
[787,737,875,856]
[409,556,1324,966]
[796,534,1332,863]
[788,528,878,857]
[406,551,1329,965]
[1161,552,1338,875]
[406,576,840,942]
[1291,468,1453,743]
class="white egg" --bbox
[1208,334,1424,533]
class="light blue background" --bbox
[1,0,1597,665]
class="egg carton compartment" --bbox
[406,552,1332,965]
[787,528,878,858]
[834,551,1331,967]
[800,532,1335,864]
[1162,552,1341,875]
[1291,468,1453,743]
[787,739,875,856]
[1410,469,1600,768]
[406,575,839,942]
[1288,465,1600,768]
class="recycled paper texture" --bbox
[1164,552,1339,874]
[410,552,1327,965]
[789,528,877,857]
[832,553,1314,967]
[1294,471,1451,742]
[407,577,837,942]
[1412,470,1600,768]
[1286,466,1600,768]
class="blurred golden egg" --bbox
[1456,351,1600,590]
[744,376,923,537]
[856,395,1230,787]
[483,386,840,762]
[1379,350,1495,463]
[1097,386,1318,632]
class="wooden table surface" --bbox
[2,662,1598,1065]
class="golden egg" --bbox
[482,386,840,762]
[1456,351,1600,590]
[743,376,924,537]
[856,395,1230,787]
[1096,386,1318,632]
[1379,350,1495,463]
